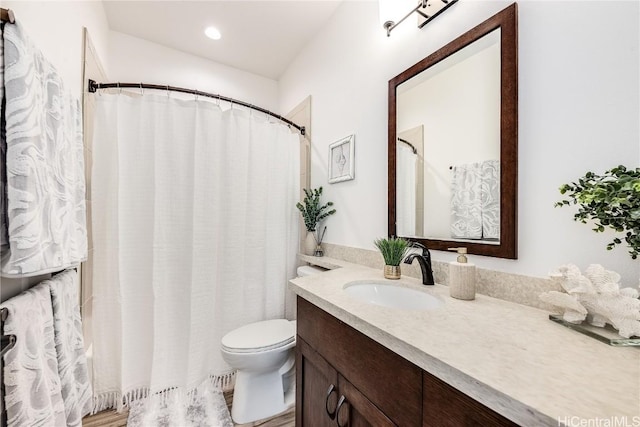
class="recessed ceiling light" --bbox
[204,26,221,40]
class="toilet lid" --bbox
[221,319,295,353]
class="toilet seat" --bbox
[222,319,295,353]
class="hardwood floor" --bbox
[82,390,294,427]
[82,409,128,427]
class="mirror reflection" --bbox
[388,3,517,259]
[395,29,501,244]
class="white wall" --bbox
[2,1,110,98]
[108,31,279,111]
[279,0,640,285]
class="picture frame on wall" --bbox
[328,134,355,184]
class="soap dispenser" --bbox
[447,247,476,300]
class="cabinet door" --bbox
[335,375,396,427]
[297,337,339,427]
[297,297,422,426]
[423,371,519,427]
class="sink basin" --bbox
[343,281,443,310]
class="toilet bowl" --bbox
[221,319,296,424]
[221,265,326,424]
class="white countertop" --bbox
[289,261,640,426]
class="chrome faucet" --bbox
[403,242,435,286]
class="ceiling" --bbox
[103,1,343,80]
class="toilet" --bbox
[221,264,326,424]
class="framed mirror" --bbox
[388,3,518,259]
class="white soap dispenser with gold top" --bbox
[447,247,476,300]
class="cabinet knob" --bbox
[336,395,348,427]
[325,384,338,419]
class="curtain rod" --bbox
[397,137,417,155]
[88,80,305,136]
[1,8,15,23]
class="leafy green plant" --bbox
[374,237,410,266]
[296,187,336,232]
[556,165,640,259]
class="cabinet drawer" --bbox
[297,297,422,427]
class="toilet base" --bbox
[231,369,294,424]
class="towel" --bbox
[1,283,66,427]
[48,269,93,426]
[1,21,87,277]
[1,23,8,254]
[480,160,500,239]
[450,163,482,239]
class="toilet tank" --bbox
[296,265,327,277]
[287,265,327,320]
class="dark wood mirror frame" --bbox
[388,3,518,259]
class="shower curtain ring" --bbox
[139,83,144,95]
[117,82,121,94]
[166,85,170,98]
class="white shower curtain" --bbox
[396,144,417,237]
[90,93,300,414]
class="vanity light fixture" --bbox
[379,0,458,37]
[204,26,222,40]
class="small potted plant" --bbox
[296,187,336,256]
[374,237,410,279]
[556,165,640,259]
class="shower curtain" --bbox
[396,144,417,237]
[90,93,300,418]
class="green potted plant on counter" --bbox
[374,237,410,279]
[296,187,336,256]
[556,165,640,259]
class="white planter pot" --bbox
[304,232,317,256]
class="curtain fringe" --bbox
[91,371,236,414]
[210,371,236,392]
[91,391,119,414]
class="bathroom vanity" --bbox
[289,260,640,426]
[296,297,516,426]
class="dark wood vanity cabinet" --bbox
[296,338,337,427]
[422,372,518,427]
[296,297,519,427]
[296,297,422,426]
[296,338,394,427]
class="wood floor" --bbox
[82,390,294,427]
[83,409,129,427]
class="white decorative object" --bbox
[541,264,640,338]
[328,135,355,183]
